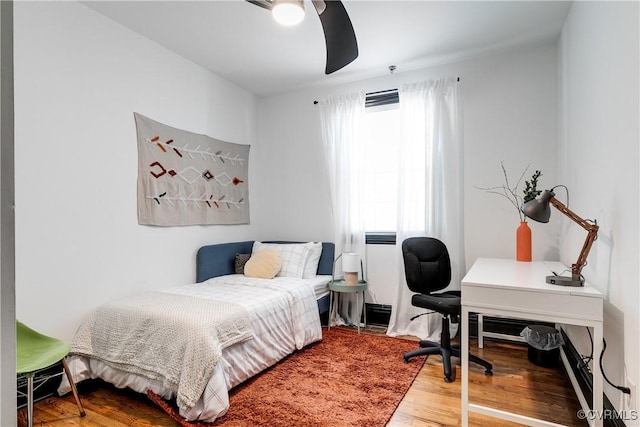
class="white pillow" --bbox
[302,242,323,278]
[252,242,310,278]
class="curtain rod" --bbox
[313,77,460,105]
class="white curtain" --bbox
[318,92,367,326]
[386,78,465,340]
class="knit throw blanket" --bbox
[71,291,253,412]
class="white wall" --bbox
[559,1,640,413]
[257,43,560,305]
[8,0,639,421]
[13,2,259,342]
[0,2,16,425]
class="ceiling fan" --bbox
[246,0,359,74]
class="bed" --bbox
[59,240,335,423]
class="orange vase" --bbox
[516,221,532,262]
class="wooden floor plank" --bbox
[18,338,586,426]
[387,340,585,427]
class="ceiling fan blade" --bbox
[245,0,274,11]
[246,0,358,74]
[312,0,358,74]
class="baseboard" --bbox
[561,329,625,427]
[366,303,391,326]
[322,303,391,327]
[364,307,541,337]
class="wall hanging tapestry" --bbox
[135,113,250,226]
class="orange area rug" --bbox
[148,327,425,426]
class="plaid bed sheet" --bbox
[60,275,325,423]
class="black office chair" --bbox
[401,237,493,382]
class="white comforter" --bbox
[59,275,328,422]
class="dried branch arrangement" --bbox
[476,161,542,222]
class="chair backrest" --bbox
[402,237,451,294]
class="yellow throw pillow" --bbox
[244,249,282,279]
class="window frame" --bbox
[363,89,399,245]
[365,232,396,245]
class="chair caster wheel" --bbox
[485,370,493,376]
[403,357,410,364]
[444,376,453,383]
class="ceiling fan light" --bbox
[273,0,305,26]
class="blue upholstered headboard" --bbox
[196,241,335,283]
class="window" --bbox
[361,90,400,243]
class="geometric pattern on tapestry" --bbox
[135,112,250,226]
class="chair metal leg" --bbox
[441,347,454,382]
[403,315,493,382]
[26,374,34,427]
[404,343,456,382]
[418,339,440,348]
[62,358,86,417]
[403,344,442,362]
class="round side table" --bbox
[328,280,368,333]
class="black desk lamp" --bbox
[521,188,599,287]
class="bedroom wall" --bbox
[13,2,259,341]
[0,2,16,424]
[255,42,560,306]
[558,1,640,413]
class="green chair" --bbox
[16,321,85,427]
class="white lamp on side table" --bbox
[341,252,360,285]
[328,252,368,333]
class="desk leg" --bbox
[462,306,470,426]
[478,314,484,349]
[593,323,604,427]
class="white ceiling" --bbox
[83,0,573,97]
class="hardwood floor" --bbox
[18,336,586,427]
[387,339,586,426]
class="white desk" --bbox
[461,258,604,427]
